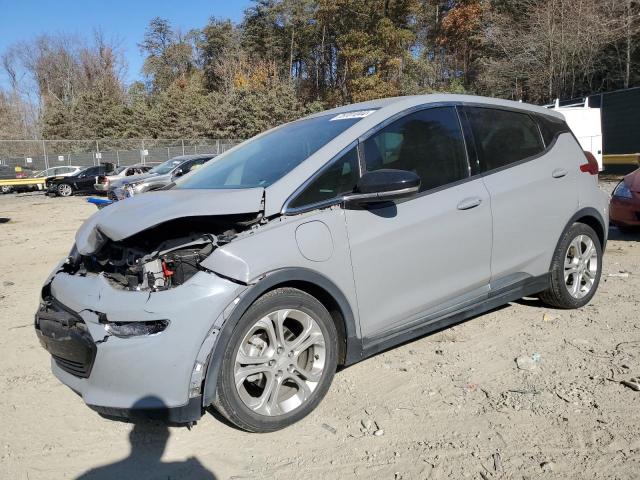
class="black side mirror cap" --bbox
[345,169,420,204]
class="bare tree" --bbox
[479,0,632,102]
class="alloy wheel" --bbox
[564,234,598,299]
[58,184,73,197]
[234,308,326,417]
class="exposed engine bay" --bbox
[63,214,261,291]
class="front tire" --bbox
[57,183,73,197]
[213,288,338,432]
[540,223,602,309]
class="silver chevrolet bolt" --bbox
[35,94,608,432]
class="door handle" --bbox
[552,168,568,178]
[457,197,482,210]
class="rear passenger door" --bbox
[345,106,493,340]
[463,106,578,284]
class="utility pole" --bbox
[42,140,48,170]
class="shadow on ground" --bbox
[75,397,216,480]
[608,225,640,242]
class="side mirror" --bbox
[346,169,420,204]
[173,168,184,178]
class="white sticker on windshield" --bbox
[329,110,376,121]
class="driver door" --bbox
[345,106,493,340]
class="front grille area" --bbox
[35,297,97,379]
[52,354,93,378]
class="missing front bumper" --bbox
[35,297,97,378]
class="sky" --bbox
[0,0,252,88]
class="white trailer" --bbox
[547,98,603,170]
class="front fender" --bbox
[201,267,362,407]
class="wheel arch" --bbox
[202,267,362,407]
[551,207,607,271]
[574,211,606,250]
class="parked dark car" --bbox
[108,154,215,200]
[47,164,114,197]
[610,167,640,232]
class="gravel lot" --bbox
[1,181,638,480]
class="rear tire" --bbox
[213,288,337,432]
[540,223,602,309]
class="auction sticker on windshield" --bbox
[330,110,376,121]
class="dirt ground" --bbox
[0,181,639,480]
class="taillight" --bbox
[580,151,599,175]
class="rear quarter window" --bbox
[536,114,571,146]
[466,107,545,172]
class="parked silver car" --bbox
[107,154,215,200]
[94,164,152,192]
[36,95,608,432]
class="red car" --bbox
[610,167,640,232]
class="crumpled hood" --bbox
[75,188,264,254]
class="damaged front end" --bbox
[66,214,258,292]
[64,188,268,290]
[35,290,97,378]
[35,188,270,421]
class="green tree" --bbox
[140,17,197,93]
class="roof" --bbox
[168,153,217,162]
[310,94,565,121]
[263,94,565,216]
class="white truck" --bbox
[547,98,603,171]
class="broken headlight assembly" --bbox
[82,234,217,291]
[103,319,169,338]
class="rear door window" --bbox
[362,107,469,192]
[466,107,545,171]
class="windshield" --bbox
[176,111,372,190]
[148,158,182,175]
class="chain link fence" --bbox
[0,139,241,172]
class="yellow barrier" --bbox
[0,178,46,187]
[603,154,640,166]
